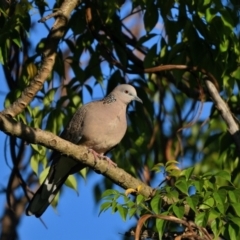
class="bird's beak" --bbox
[134,96,143,103]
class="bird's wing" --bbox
[26,105,88,217]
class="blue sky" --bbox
[0,4,138,239]
[0,78,137,240]
[0,68,138,239]
[0,2,217,239]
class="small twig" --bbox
[38,10,62,23]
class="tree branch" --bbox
[2,0,80,117]
[204,79,240,153]
[0,113,154,198]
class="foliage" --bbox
[0,0,240,239]
[101,163,240,239]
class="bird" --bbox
[26,84,142,217]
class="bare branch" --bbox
[204,79,240,153]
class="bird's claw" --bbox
[88,149,117,168]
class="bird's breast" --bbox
[80,104,127,153]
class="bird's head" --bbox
[112,84,143,105]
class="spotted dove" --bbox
[26,84,142,217]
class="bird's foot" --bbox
[102,155,117,168]
[88,149,117,168]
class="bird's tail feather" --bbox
[25,175,68,217]
[26,156,83,217]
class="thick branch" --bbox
[0,114,154,198]
[2,0,79,117]
[205,79,240,153]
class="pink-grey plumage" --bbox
[26,84,142,217]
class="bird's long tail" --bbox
[26,156,83,217]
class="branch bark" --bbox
[0,113,154,199]
[205,79,240,153]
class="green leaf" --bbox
[117,205,127,221]
[43,88,57,107]
[65,175,78,193]
[172,204,184,219]
[111,199,117,213]
[203,179,215,191]
[46,109,67,135]
[143,44,158,68]
[228,223,238,240]
[180,167,194,180]
[79,167,87,180]
[0,47,4,64]
[175,179,189,195]
[30,144,46,156]
[211,218,224,238]
[167,42,185,62]
[186,195,199,212]
[231,203,240,217]
[219,37,229,52]
[205,8,217,23]
[165,160,179,167]
[135,134,145,147]
[208,208,220,222]
[39,167,50,184]
[128,207,137,219]
[101,189,119,198]
[99,201,112,216]
[156,218,166,238]
[151,163,164,172]
[231,67,240,81]
[150,194,161,214]
[12,38,21,48]
[229,216,240,227]
[144,3,159,32]
[69,9,86,35]
[220,8,234,32]
[30,154,39,175]
[114,43,127,68]
[199,197,214,210]
[195,211,209,227]
[165,189,179,202]
[228,190,238,203]
[192,179,203,193]
[213,190,227,214]
[214,170,231,182]
[136,194,144,205]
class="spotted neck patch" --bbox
[102,93,116,104]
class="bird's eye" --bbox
[125,90,129,94]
